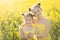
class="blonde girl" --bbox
[19,13,39,40]
[29,3,51,40]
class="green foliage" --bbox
[47,8,60,40]
[0,12,22,40]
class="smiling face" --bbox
[23,13,33,24]
[32,7,42,16]
[29,3,42,16]
[24,16,33,24]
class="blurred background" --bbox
[0,0,60,40]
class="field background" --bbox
[0,0,60,40]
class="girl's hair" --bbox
[29,3,41,11]
[22,13,35,19]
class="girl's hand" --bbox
[37,34,44,38]
[25,33,34,38]
[21,35,27,40]
[29,33,34,37]
[25,34,29,38]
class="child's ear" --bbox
[29,8,31,11]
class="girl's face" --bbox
[31,7,42,16]
[24,16,33,24]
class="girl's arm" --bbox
[38,20,51,37]
[43,20,50,37]
[34,27,39,34]
[19,25,25,38]
[35,19,51,38]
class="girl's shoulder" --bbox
[41,17,50,24]
[19,23,25,29]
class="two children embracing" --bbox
[19,3,50,40]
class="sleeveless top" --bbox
[20,24,51,40]
[32,24,51,40]
[32,24,46,34]
[22,25,37,40]
[22,26,35,35]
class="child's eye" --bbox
[25,19,31,21]
[38,10,40,12]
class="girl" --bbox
[29,3,51,40]
[19,13,39,40]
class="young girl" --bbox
[19,13,39,40]
[29,3,51,40]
